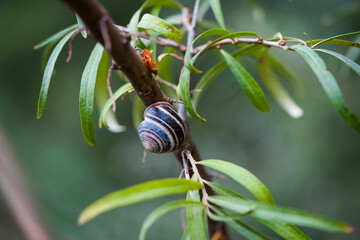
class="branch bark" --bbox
[61,0,167,107]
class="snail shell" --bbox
[138,102,186,153]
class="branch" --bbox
[193,38,289,54]
[61,0,167,107]
[0,124,53,240]
[116,25,187,53]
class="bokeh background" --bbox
[0,0,359,239]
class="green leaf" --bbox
[139,200,205,240]
[184,28,230,74]
[220,49,270,113]
[258,57,304,118]
[99,82,133,129]
[205,178,310,239]
[129,0,183,34]
[132,96,145,130]
[204,180,245,199]
[79,44,104,145]
[185,30,261,74]
[37,29,78,119]
[209,207,272,240]
[304,39,360,48]
[256,219,311,240]
[34,24,78,49]
[315,48,360,77]
[41,40,57,72]
[192,45,263,108]
[198,0,210,20]
[78,178,203,225]
[94,50,127,133]
[209,0,226,29]
[76,13,87,38]
[138,14,183,42]
[180,227,189,240]
[291,45,360,133]
[266,53,305,94]
[208,196,354,234]
[197,160,274,205]
[179,67,206,122]
[311,31,360,48]
[186,190,208,240]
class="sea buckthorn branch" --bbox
[193,37,290,53]
[61,0,168,107]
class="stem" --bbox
[61,0,168,107]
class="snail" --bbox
[138,102,186,153]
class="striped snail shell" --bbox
[138,102,186,153]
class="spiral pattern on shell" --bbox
[138,102,186,153]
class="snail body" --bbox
[138,102,186,153]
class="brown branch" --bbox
[61,0,168,107]
[60,0,227,238]
[193,38,289,54]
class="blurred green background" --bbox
[0,0,359,239]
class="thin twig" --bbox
[155,76,177,90]
[66,28,81,62]
[185,151,208,205]
[193,38,289,54]
[107,62,116,112]
[181,8,192,32]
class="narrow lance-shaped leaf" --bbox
[139,200,205,240]
[185,30,261,74]
[37,29,78,119]
[41,40,57,72]
[311,31,360,48]
[192,45,263,108]
[178,67,206,122]
[220,49,270,113]
[291,45,360,133]
[99,82,134,129]
[95,51,127,133]
[315,48,360,77]
[197,160,274,205]
[209,0,226,29]
[206,179,310,239]
[132,96,145,130]
[204,180,245,199]
[186,189,208,240]
[76,13,87,38]
[258,57,304,118]
[138,14,182,42]
[79,44,103,145]
[208,206,273,240]
[208,196,354,234]
[34,24,78,49]
[266,53,305,94]
[305,39,360,48]
[78,178,203,225]
[128,0,183,34]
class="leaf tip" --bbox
[33,45,38,50]
[346,225,354,233]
